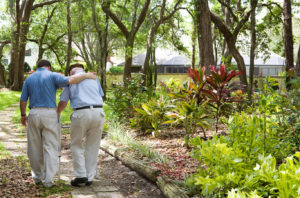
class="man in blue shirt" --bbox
[57,63,105,187]
[20,60,96,187]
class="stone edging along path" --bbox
[100,139,189,198]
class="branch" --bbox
[32,0,62,10]
[107,9,129,37]
[49,46,63,66]
[47,33,66,49]
[260,2,283,10]
[28,39,39,44]
[133,0,151,35]
[260,3,283,22]
[161,0,182,22]
[233,9,252,37]
[210,11,232,40]
[39,6,57,46]
[217,0,238,22]
[0,40,10,45]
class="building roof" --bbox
[160,55,191,66]
[118,54,152,66]
[243,53,285,66]
[218,53,285,66]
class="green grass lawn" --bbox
[0,91,20,111]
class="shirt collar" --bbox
[37,67,48,71]
[74,70,84,75]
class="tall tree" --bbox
[90,0,110,96]
[66,0,72,76]
[9,0,61,90]
[249,0,258,99]
[194,0,214,71]
[107,0,151,82]
[283,0,294,89]
[143,0,182,87]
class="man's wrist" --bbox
[21,114,26,117]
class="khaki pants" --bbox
[70,108,105,181]
[27,108,60,186]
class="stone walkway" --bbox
[0,105,164,198]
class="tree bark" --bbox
[124,38,134,81]
[194,0,214,71]
[0,42,9,87]
[249,0,258,99]
[296,43,300,76]
[283,0,294,89]
[65,0,72,76]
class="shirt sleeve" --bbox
[52,72,69,88]
[20,80,29,102]
[97,78,104,97]
[60,86,70,102]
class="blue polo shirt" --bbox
[20,68,69,109]
[59,71,104,109]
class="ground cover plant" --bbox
[106,66,300,197]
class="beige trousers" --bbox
[70,107,105,181]
[27,108,60,186]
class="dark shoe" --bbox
[70,177,88,187]
[85,181,93,186]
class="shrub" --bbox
[106,74,154,122]
[108,66,124,74]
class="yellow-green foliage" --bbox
[0,91,20,110]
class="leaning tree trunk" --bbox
[194,0,214,71]
[228,39,248,91]
[283,0,294,89]
[296,43,300,76]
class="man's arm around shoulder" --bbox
[68,73,96,84]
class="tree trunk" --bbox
[283,0,294,89]
[66,0,72,76]
[0,43,7,86]
[296,43,300,76]
[249,0,258,99]
[10,0,21,89]
[210,11,250,91]
[152,47,157,87]
[227,38,248,90]
[143,24,157,87]
[100,1,110,99]
[194,0,214,71]
[222,0,232,66]
[124,38,134,82]
[191,21,197,68]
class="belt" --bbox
[74,105,103,110]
